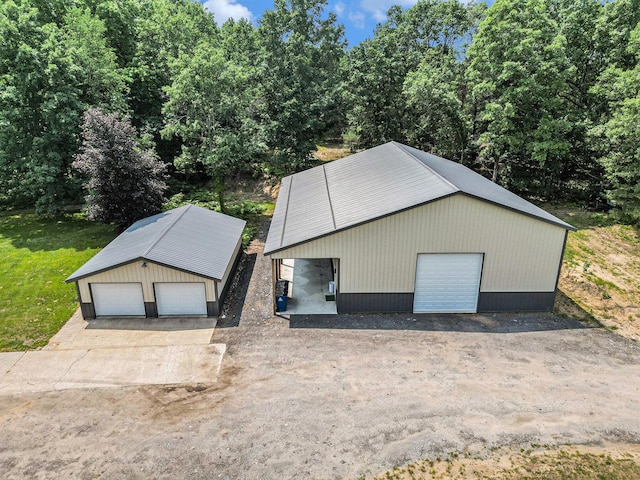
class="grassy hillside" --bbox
[0,212,116,351]
[549,205,640,341]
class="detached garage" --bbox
[66,204,245,319]
[264,142,576,314]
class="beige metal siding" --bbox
[270,194,566,293]
[77,261,216,303]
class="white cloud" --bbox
[202,0,254,25]
[334,1,346,16]
[348,10,366,29]
[359,0,417,22]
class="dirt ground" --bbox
[1,224,640,479]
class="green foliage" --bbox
[1,0,640,221]
[128,0,218,144]
[403,51,469,163]
[466,0,573,196]
[258,0,346,173]
[62,6,128,111]
[162,41,263,210]
[0,211,115,351]
[0,0,127,214]
[548,0,607,196]
[0,1,83,213]
[73,108,167,231]
[346,0,483,150]
[595,0,640,71]
[590,22,640,222]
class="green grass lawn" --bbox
[0,211,115,352]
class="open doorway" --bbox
[274,258,337,315]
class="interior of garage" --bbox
[274,259,337,315]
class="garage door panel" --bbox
[413,254,483,313]
[92,283,145,317]
[155,283,207,316]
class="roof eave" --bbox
[264,191,460,255]
[65,257,221,283]
[459,192,577,231]
[264,190,576,255]
[65,257,145,283]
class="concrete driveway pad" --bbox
[45,310,217,350]
[0,352,25,375]
[0,345,225,394]
[0,309,223,394]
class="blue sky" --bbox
[201,0,446,47]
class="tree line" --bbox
[1,0,639,222]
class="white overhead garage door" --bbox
[92,283,145,317]
[155,283,207,316]
[413,253,483,313]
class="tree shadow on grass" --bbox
[0,211,116,252]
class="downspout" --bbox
[271,259,277,315]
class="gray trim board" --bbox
[337,293,414,313]
[75,283,95,319]
[207,301,219,316]
[460,193,577,232]
[477,292,556,312]
[80,303,96,319]
[144,302,158,318]
[264,189,575,256]
[337,291,556,313]
[554,230,569,291]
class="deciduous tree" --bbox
[591,24,640,220]
[466,0,572,197]
[162,42,262,211]
[257,0,346,173]
[73,108,167,230]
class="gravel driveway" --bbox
[1,223,639,479]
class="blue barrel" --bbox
[276,295,288,312]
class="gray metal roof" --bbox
[264,141,575,255]
[66,204,246,282]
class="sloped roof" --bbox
[67,204,246,282]
[264,141,575,255]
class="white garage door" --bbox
[92,283,145,317]
[155,283,207,316]
[413,253,483,313]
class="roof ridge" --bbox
[142,204,192,257]
[279,177,293,249]
[391,142,459,193]
[322,164,337,230]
